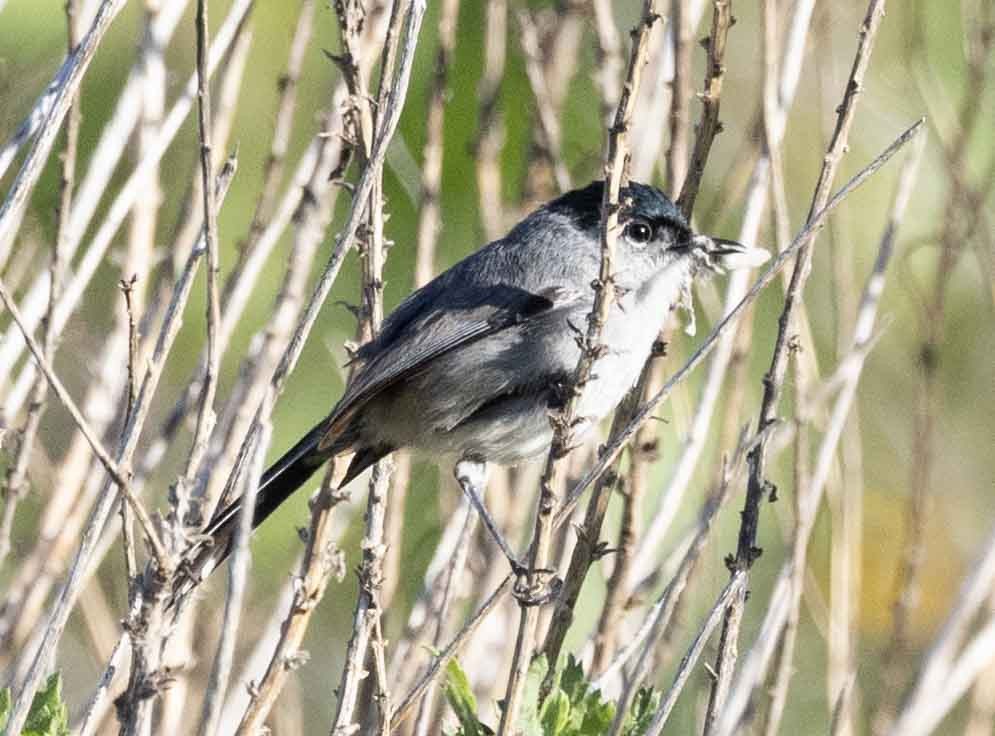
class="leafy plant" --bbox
[443,654,659,736]
[0,672,69,736]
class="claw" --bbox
[511,567,562,607]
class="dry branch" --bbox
[711,121,925,736]
[3,154,238,736]
[497,4,663,731]
[704,2,888,727]
[0,0,128,265]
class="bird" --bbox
[180,179,768,593]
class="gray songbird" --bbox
[189,180,768,586]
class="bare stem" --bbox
[703,3,888,727]
[4,155,238,736]
[676,0,734,216]
[497,4,663,731]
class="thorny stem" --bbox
[330,0,412,731]
[497,4,662,731]
[235,464,350,734]
[676,0,734,216]
[703,2,889,730]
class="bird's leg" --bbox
[453,459,559,606]
[454,458,525,576]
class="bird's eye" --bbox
[624,219,653,245]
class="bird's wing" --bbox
[319,282,584,448]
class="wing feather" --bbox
[319,283,582,447]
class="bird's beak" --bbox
[690,234,770,272]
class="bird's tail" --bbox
[209,422,331,548]
[170,419,389,611]
[174,422,331,597]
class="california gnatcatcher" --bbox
[188,180,768,589]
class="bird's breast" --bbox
[576,261,692,422]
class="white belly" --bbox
[576,259,692,423]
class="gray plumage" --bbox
[182,180,768,587]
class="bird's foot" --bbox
[511,565,562,607]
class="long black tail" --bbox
[206,422,331,544]
[175,421,391,603]
[177,422,330,592]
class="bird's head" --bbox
[546,180,769,279]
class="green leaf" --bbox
[559,654,587,704]
[578,693,615,735]
[22,673,69,736]
[539,690,571,736]
[518,655,549,736]
[0,687,11,732]
[622,686,660,736]
[443,658,487,736]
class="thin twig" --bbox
[676,0,734,216]
[390,576,514,731]
[606,453,742,736]
[4,155,238,736]
[198,421,270,736]
[76,634,129,736]
[645,573,748,736]
[498,4,662,731]
[234,464,350,734]
[0,0,129,265]
[411,501,478,735]
[331,1,410,728]
[386,492,481,691]
[703,3,888,728]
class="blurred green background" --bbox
[1,0,992,732]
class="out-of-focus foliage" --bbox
[443,655,658,735]
[0,673,69,736]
